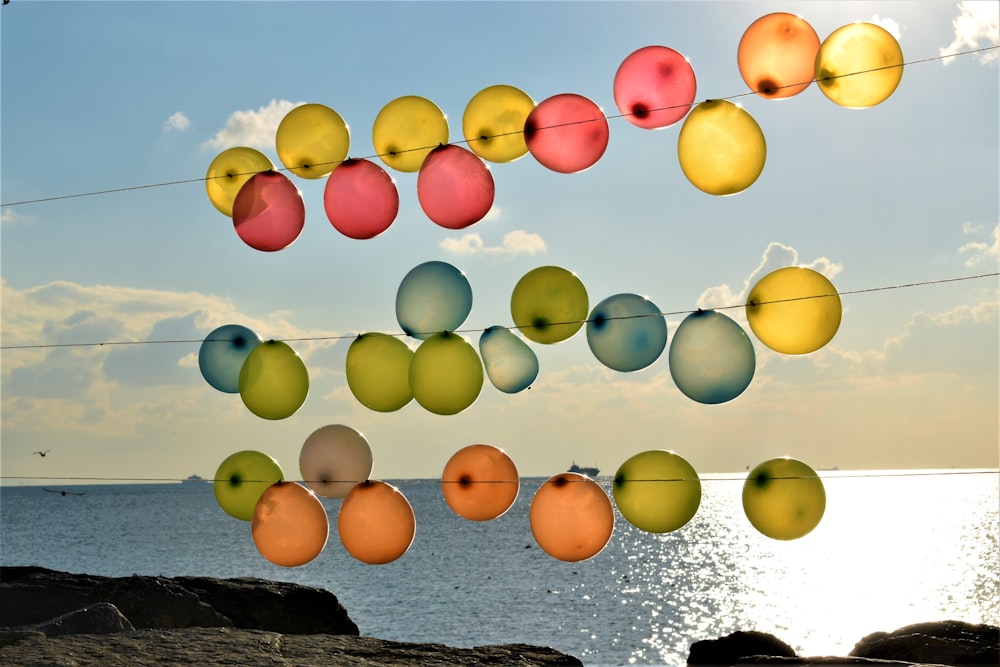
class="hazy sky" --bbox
[2,1,998,485]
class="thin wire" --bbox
[2,46,996,208]
[1,272,995,351]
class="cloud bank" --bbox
[941,1,1000,65]
[202,99,304,150]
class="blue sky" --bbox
[2,1,998,485]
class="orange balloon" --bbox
[441,444,519,521]
[251,482,329,568]
[529,473,614,562]
[338,480,415,564]
[738,13,820,98]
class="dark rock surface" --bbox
[849,621,999,666]
[34,602,135,637]
[688,630,798,664]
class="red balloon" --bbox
[524,94,609,173]
[323,158,400,240]
[232,171,305,252]
[417,145,496,229]
[613,45,697,129]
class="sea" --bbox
[1,470,997,667]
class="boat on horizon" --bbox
[569,462,600,478]
[181,474,206,484]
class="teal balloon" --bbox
[586,293,667,372]
[199,324,263,393]
[668,310,755,404]
[479,326,539,393]
[396,261,473,339]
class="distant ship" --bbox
[568,462,599,477]
[181,474,206,484]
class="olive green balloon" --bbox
[214,450,284,521]
[613,450,701,533]
[743,457,826,540]
[510,266,588,344]
[238,340,309,420]
[409,332,484,415]
[345,333,414,412]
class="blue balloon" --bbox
[479,326,539,393]
[586,293,667,372]
[396,261,473,339]
[668,310,755,404]
[199,324,263,393]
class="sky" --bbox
[1,1,998,486]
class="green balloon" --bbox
[346,333,414,412]
[409,332,483,415]
[743,457,826,540]
[239,340,309,420]
[214,450,284,521]
[510,266,588,344]
[613,450,701,533]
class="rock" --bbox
[34,602,135,637]
[688,630,798,664]
[849,620,1000,666]
[90,575,233,629]
[0,566,108,626]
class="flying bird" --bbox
[43,488,86,496]
[32,450,51,457]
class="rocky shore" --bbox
[2,567,997,666]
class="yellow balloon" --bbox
[275,103,350,179]
[372,95,449,172]
[462,84,535,163]
[815,22,904,108]
[510,266,588,344]
[677,99,766,196]
[409,332,483,415]
[205,147,273,217]
[345,333,414,412]
[743,457,826,540]
[612,450,701,533]
[746,267,842,355]
[239,340,310,420]
[214,450,284,521]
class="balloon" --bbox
[738,13,820,98]
[479,326,539,393]
[252,482,329,567]
[510,266,589,344]
[396,261,473,339]
[232,171,306,252]
[613,450,701,533]
[409,332,484,415]
[198,324,262,393]
[524,93,609,173]
[668,310,755,404]
[239,340,309,420]
[299,424,373,499]
[214,450,284,521]
[462,84,535,163]
[530,473,614,562]
[372,95,449,172]
[338,480,415,564]
[613,45,697,129]
[323,158,399,240]
[417,144,495,229]
[743,457,826,540]
[205,147,273,217]
[441,444,519,521]
[815,22,904,108]
[345,333,413,412]
[745,267,842,355]
[586,293,667,372]
[677,100,766,196]
[275,103,350,179]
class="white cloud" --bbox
[439,229,547,256]
[941,1,1000,65]
[2,208,20,224]
[869,15,902,40]
[201,99,303,150]
[959,221,1000,268]
[162,111,191,133]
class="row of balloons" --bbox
[205,15,905,250]
[199,261,843,419]
[215,425,827,568]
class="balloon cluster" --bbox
[205,15,904,248]
[213,433,825,568]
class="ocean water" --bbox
[1,470,997,666]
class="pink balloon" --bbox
[323,159,400,240]
[614,45,697,129]
[416,145,495,230]
[524,94,609,173]
[232,171,305,252]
